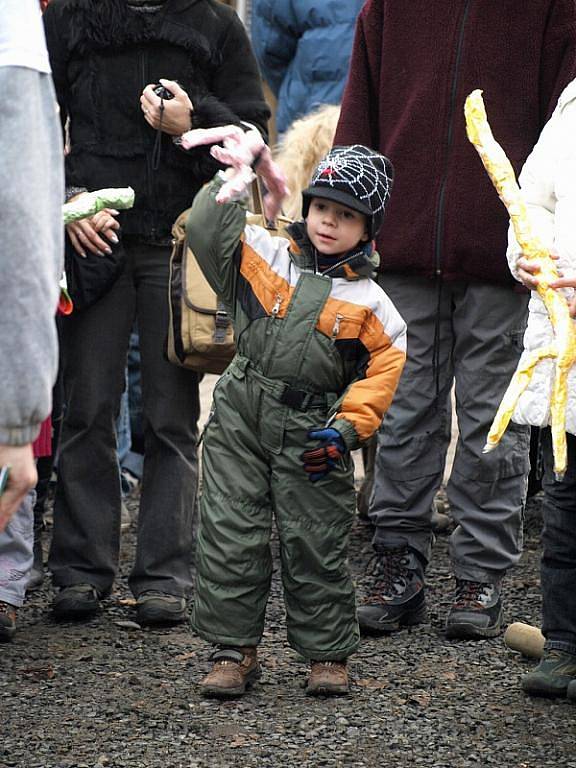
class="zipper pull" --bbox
[271,294,282,318]
[331,312,343,339]
[266,293,283,336]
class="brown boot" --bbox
[306,659,350,697]
[199,646,260,698]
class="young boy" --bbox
[186,137,406,697]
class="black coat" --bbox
[44,0,270,240]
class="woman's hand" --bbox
[140,79,193,136]
[66,194,120,258]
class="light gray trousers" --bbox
[0,492,34,607]
[370,275,530,584]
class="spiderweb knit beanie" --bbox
[302,145,394,239]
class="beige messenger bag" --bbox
[167,181,291,375]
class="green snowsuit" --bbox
[187,175,406,659]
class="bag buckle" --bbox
[279,386,312,411]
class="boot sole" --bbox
[445,616,503,640]
[306,684,350,697]
[200,668,261,699]
[137,609,188,627]
[521,679,572,698]
[359,604,427,636]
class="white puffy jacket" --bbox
[507,78,576,434]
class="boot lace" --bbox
[364,546,413,605]
[452,580,493,610]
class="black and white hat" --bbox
[302,145,394,239]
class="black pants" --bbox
[49,242,200,598]
[541,429,576,654]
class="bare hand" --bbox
[140,79,193,136]
[516,257,542,290]
[66,194,120,257]
[548,275,576,318]
[0,444,37,532]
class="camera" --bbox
[153,84,175,100]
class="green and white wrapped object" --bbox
[62,187,135,225]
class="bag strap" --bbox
[251,178,278,231]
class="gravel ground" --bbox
[1,491,575,768]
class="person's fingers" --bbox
[517,257,540,274]
[549,276,576,290]
[568,297,576,319]
[68,220,112,256]
[517,267,539,290]
[0,468,37,533]
[67,226,86,257]
[159,78,185,97]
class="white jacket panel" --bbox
[506,79,576,433]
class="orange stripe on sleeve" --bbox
[336,312,407,442]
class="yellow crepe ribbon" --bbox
[464,89,576,480]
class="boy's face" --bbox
[306,198,369,259]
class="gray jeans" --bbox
[49,242,200,598]
[0,491,34,608]
[370,275,530,583]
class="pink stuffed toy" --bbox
[179,125,289,221]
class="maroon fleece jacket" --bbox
[334,0,576,286]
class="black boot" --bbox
[357,544,427,635]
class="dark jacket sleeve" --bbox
[333,6,381,149]
[539,0,576,124]
[251,0,298,98]
[42,3,70,136]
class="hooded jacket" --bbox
[251,0,364,134]
[507,79,576,434]
[334,0,576,286]
[186,176,407,450]
[43,0,270,240]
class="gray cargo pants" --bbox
[370,275,530,584]
[0,492,35,608]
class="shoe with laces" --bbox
[52,584,101,620]
[357,544,427,635]
[136,591,187,626]
[199,646,260,698]
[522,650,576,698]
[306,660,350,697]
[445,579,503,639]
[0,602,17,642]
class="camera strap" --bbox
[151,97,166,171]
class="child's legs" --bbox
[192,374,273,647]
[272,412,360,661]
[540,429,576,654]
[0,491,35,607]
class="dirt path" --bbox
[1,492,574,768]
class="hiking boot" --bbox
[306,660,350,697]
[567,678,576,701]
[0,602,17,642]
[52,584,101,620]
[445,580,502,639]
[357,544,426,635]
[136,591,187,626]
[522,650,576,698]
[199,646,260,698]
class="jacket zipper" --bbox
[433,0,472,277]
[140,48,157,240]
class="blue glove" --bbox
[301,427,347,482]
